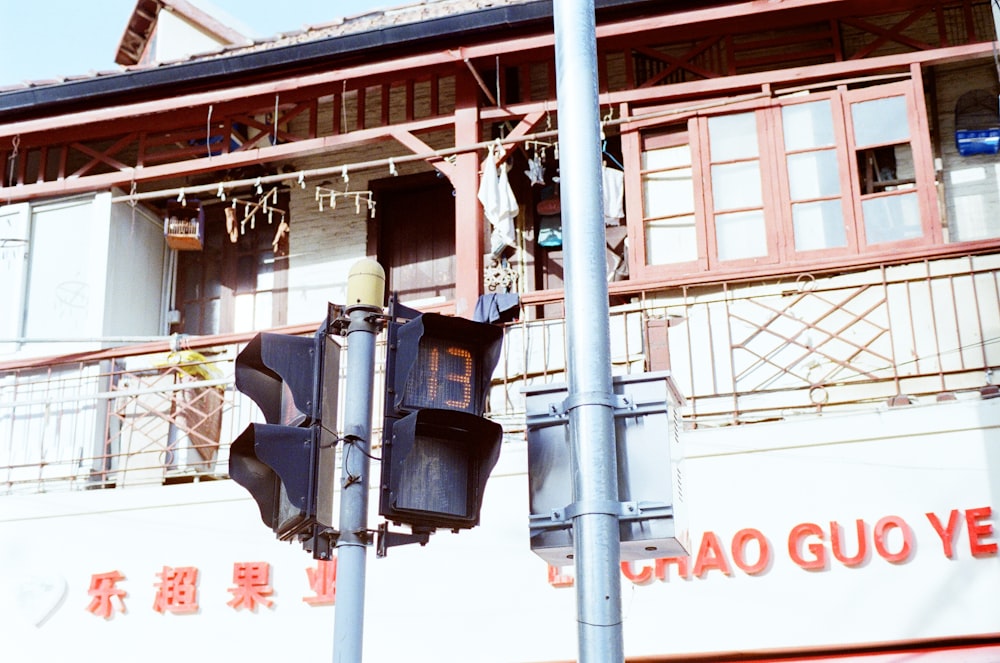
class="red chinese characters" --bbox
[612,505,997,587]
[153,566,200,614]
[547,564,575,588]
[303,558,338,605]
[86,570,127,619]
[227,562,274,611]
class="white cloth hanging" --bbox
[478,144,519,253]
[603,165,624,225]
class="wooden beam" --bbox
[1,115,455,202]
[389,128,456,181]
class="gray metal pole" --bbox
[552,2,625,662]
[333,260,386,663]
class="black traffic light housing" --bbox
[379,299,504,532]
[229,317,339,559]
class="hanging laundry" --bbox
[478,144,519,255]
[524,152,546,186]
[603,165,624,226]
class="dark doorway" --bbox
[373,172,456,303]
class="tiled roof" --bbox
[0,0,535,94]
[159,0,538,62]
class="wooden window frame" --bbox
[624,77,941,282]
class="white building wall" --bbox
[1,398,997,662]
[0,202,29,355]
[153,10,229,64]
[104,195,167,339]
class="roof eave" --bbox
[0,0,662,121]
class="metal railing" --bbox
[3,255,999,495]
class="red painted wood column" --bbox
[452,70,484,319]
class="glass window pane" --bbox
[182,266,201,300]
[709,113,759,161]
[715,210,767,260]
[236,254,255,294]
[645,216,698,264]
[792,200,846,251]
[204,299,220,336]
[204,258,221,298]
[642,144,691,170]
[861,192,921,244]
[712,161,762,210]
[234,293,255,334]
[852,96,909,147]
[783,100,835,151]
[643,169,694,218]
[256,256,274,290]
[787,149,841,200]
[254,291,273,330]
[183,303,202,335]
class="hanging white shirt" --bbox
[478,146,519,251]
[603,165,624,225]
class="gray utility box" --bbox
[524,372,689,566]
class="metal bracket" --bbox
[327,302,388,337]
[528,394,668,430]
[529,500,673,531]
[307,525,340,561]
[561,391,626,413]
[375,522,431,558]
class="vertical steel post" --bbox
[333,260,385,663]
[552,2,625,662]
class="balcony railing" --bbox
[2,255,998,495]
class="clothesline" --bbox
[107,90,770,207]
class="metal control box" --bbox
[524,372,689,565]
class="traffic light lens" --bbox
[395,434,472,518]
[402,338,476,412]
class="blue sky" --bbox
[0,0,394,86]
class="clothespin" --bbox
[342,165,349,184]
[217,183,226,201]
[389,158,398,176]
[298,171,306,189]
[177,188,186,205]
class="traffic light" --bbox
[229,322,339,557]
[379,301,504,532]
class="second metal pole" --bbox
[333,260,386,663]
[553,2,625,662]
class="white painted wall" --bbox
[153,10,229,64]
[6,194,166,358]
[0,202,29,355]
[103,195,167,338]
[1,398,997,662]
